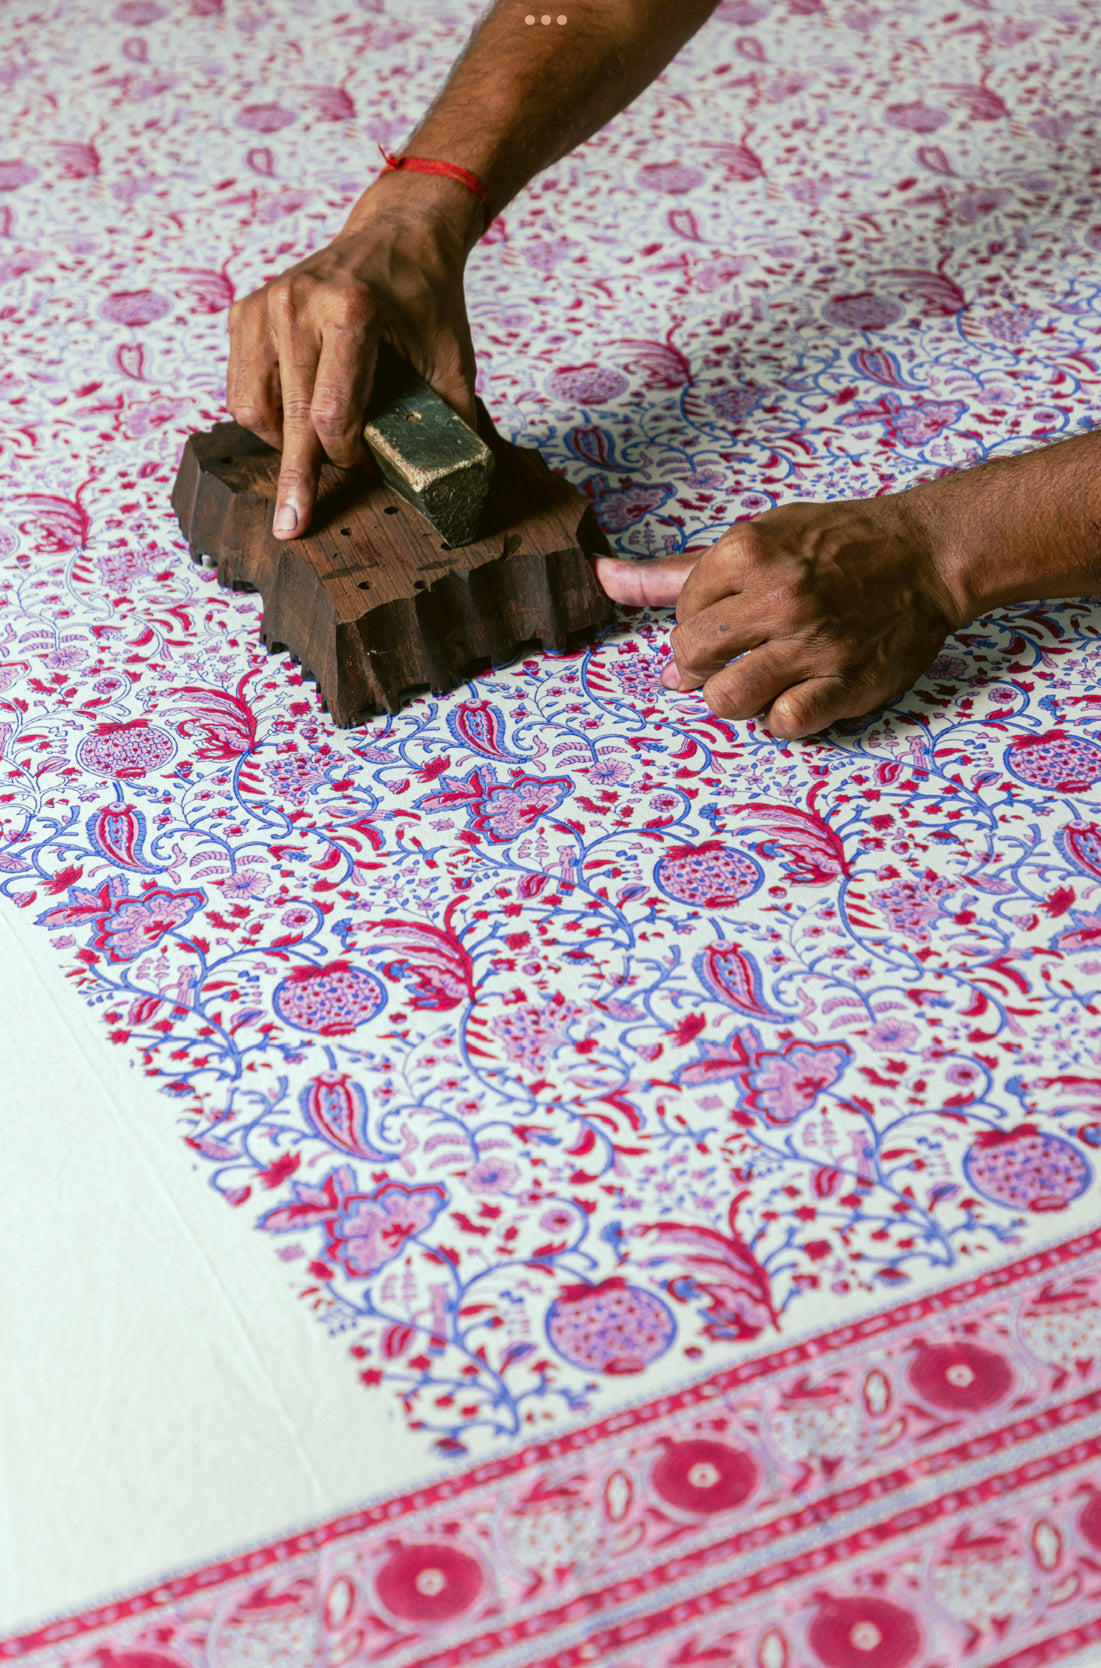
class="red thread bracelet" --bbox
[377,146,493,228]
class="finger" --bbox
[765,675,873,740]
[226,300,282,448]
[595,550,703,609]
[425,333,478,432]
[311,315,377,469]
[663,594,772,688]
[675,522,755,624]
[694,640,811,719]
[272,334,324,539]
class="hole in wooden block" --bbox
[413,580,427,591]
[358,580,372,590]
[340,527,351,535]
[384,505,399,515]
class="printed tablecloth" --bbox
[2,0,1101,1660]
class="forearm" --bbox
[350,0,719,248]
[905,430,1101,625]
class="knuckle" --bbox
[722,521,764,559]
[228,293,258,326]
[267,278,302,320]
[326,286,370,328]
[669,622,701,669]
[311,400,353,434]
[230,401,272,432]
[703,680,741,721]
[281,397,314,426]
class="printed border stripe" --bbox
[4,1223,1099,1658]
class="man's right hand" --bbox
[225,177,482,539]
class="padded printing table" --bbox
[3,0,1101,1664]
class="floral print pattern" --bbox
[2,0,1101,1655]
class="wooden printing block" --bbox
[171,402,615,727]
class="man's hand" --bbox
[226,179,481,540]
[597,494,964,739]
[223,1,727,541]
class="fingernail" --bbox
[660,662,683,690]
[273,503,298,536]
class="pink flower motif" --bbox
[90,886,205,961]
[328,1182,447,1277]
[0,160,39,190]
[119,397,190,438]
[491,994,584,1068]
[261,1170,447,1278]
[694,256,751,292]
[823,292,903,331]
[678,1025,852,1123]
[580,474,673,531]
[525,237,581,274]
[421,766,573,843]
[114,0,166,19]
[482,779,570,838]
[885,101,948,131]
[637,162,705,194]
[955,189,1009,224]
[742,1043,852,1122]
[870,870,955,941]
[467,1158,521,1195]
[236,103,297,133]
[840,394,966,448]
[99,289,171,326]
[539,1206,577,1233]
[868,1018,919,1052]
[547,365,629,404]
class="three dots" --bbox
[525,12,568,22]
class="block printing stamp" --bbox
[171,348,614,727]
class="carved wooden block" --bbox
[171,404,615,727]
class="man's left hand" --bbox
[596,494,964,740]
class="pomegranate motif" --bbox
[907,1341,1013,1411]
[77,720,175,777]
[964,1125,1091,1212]
[1005,730,1101,793]
[651,1438,758,1514]
[273,962,386,1035]
[807,1596,922,1668]
[99,288,171,326]
[654,841,762,907]
[823,292,904,330]
[1078,1493,1101,1551]
[545,1279,675,1373]
[374,1543,484,1623]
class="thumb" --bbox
[423,332,478,432]
[594,550,704,609]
